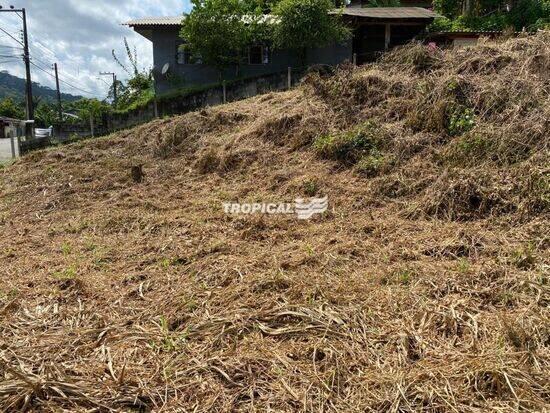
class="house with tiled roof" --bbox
[126,6,438,95]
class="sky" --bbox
[0,0,192,99]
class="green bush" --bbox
[313,121,384,164]
[356,150,390,177]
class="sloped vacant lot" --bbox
[0,34,548,412]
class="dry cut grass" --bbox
[0,33,548,412]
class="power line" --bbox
[28,35,59,61]
[0,44,23,49]
[28,52,51,68]
[0,27,22,46]
[30,60,95,96]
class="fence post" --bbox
[154,98,159,118]
[9,132,16,159]
[287,67,292,89]
[353,53,357,66]
[90,114,95,138]
[222,81,227,104]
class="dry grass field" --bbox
[0,33,548,412]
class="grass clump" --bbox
[53,265,78,281]
[445,133,493,166]
[313,121,384,165]
[356,150,391,177]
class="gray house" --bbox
[126,7,437,95]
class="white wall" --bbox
[0,136,20,160]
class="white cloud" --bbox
[0,0,191,99]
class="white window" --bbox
[248,45,270,65]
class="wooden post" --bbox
[154,98,159,118]
[385,24,391,51]
[353,53,357,66]
[9,132,16,159]
[90,114,95,138]
[222,81,227,104]
[287,67,292,89]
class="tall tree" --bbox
[272,0,351,64]
[0,98,25,120]
[181,0,268,78]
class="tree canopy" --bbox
[431,0,550,31]
[272,0,350,56]
[181,0,350,75]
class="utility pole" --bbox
[0,5,33,120]
[53,63,62,122]
[21,8,33,120]
[100,72,117,106]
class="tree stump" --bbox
[131,165,144,183]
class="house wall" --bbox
[151,27,352,95]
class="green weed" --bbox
[448,105,475,136]
[313,121,384,165]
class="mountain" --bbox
[0,70,83,103]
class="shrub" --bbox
[356,150,390,177]
[313,122,384,165]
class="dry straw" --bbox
[0,32,548,412]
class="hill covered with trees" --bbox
[0,70,83,104]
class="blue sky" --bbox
[0,0,192,99]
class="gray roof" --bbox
[126,7,438,28]
[125,16,184,27]
[337,7,439,19]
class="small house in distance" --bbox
[126,7,438,95]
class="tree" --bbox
[111,38,154,110]
[272,0,351,64]
[0,97,25,119]
[181,0,268,78]
[431,0,549,30]
[34,102,57,127]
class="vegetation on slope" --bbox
[0,33,548,412]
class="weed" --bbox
[84,241,97,252]
[446,133,492,165]
[61,242,72,256]
[313,121,383,165]
[448,106,475,136]
[0,288,19,301]
[53,265,78,281]
[510,244,536,270]
[356,150,389,177]
[303,179,319,196]
[397,269,414,285]
[456,258,471,274]
[381,268,415,285]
